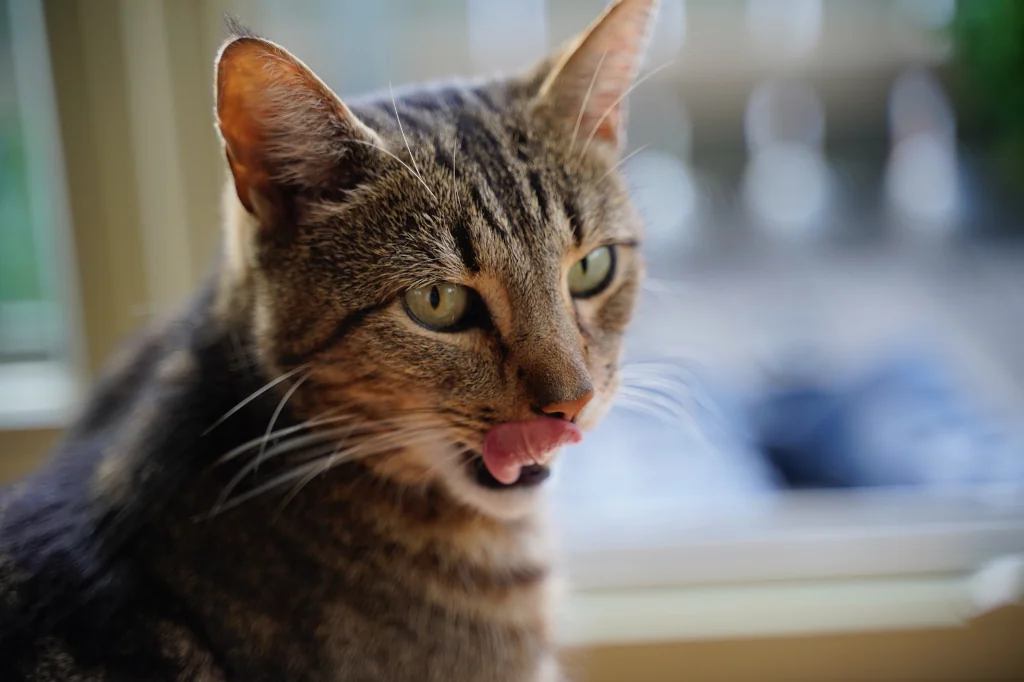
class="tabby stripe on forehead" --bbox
[468,183,510,244]
[365,100,431,136]
[400,94,447,116]
[403,87,467,115]
[368,100,396,121]
[432,138,456,173]
[512,128,550,225]
[470,87,503,114]
[451,220,479,272]
[459,116,538,237]
[458,115,516,193]
[527,169,550,224]
[392,104,433,134]
[564,195,583,245]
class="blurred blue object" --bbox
[555,362,780,519]
[753,349,1024,489]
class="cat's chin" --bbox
[470,457,552,489]
[438,452,555,521]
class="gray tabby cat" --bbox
[0,0,657,679]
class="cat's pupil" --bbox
[429,286,441,309]
[580,257,589,274]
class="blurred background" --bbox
[1,1,1023,680]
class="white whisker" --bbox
[275,428,444,515]
[210,445,341,516]
[622,362,734,432]
[215,428,443,516]
[274,438,347,515]
[215,425,357,510]
[570,50,608,154]
[252,370,312,476]
[598,144,648,184]
[579,59,676,160]
[347,139,437,201]
[390,81,431,194]
[216,416,343,466]
[201,364,309,436]
[616,388,682,424]
[452,135,460,211]
[222,413,445,498]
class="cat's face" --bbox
[215,0,656,519]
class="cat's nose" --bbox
[539,390,594,423]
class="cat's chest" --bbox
[319,622,554,682]
[318,575,558,682]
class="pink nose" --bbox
[538,390,594,423]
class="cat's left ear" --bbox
[215,27,381,225]
[532,0,660,155]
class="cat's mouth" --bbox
[463,417,581,489]
[466,454,551,489]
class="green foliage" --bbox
[0,119,43,303]
[952,0,1024,189]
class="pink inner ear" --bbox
[215,36,377,220]
[581,61,639,143]
[539,0,659,151]
[216,39,294,212]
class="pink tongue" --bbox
[481,418,582,485]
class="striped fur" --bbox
[0,1,657,679]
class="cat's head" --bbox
[214,0,658,519]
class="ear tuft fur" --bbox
[222,15,259,42]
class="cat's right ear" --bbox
[530,0,659,156]
[215,30,381,225]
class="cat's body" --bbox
[0,288,556,681]
[0,1,657,679]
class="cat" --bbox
[0,0,656,679]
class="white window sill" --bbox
[560,574,976,647]
[555,489,1024,646]
[0,360,80,430]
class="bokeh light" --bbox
[624,149,700,248]
[746,0,823,60]
[885,68,960,230]
[468,0,548,74]
[743,78,829,237]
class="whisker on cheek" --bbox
[215,414,443,505]
[214,410,359,465]
[211,426,447,517]
[201,363,311,436]
[621,361,733,428]
[252,370,313,476]
[615,387,689,425]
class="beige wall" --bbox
[0,0,226,477]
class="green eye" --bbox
[404,283,471,331]
[568,246,615,297]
